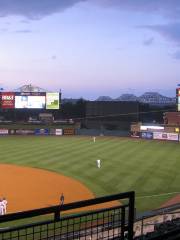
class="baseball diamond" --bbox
[0,135,180,213]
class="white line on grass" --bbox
[136,192,180,199]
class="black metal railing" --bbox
[0,191,135,240]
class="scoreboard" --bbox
[176,88,180,111]
[0,92,60,109]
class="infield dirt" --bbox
[0,164,119,213]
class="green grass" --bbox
[0,136,180,213]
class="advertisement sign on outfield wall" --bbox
[63,128,75,135]
[35,129,49,135]
[131,131,140,138]
[15,129,35,135]
[0,129,8,135]
[55,129,63,136]
[1,92,15,109]
[141,132,153,139]
[153,132,179,141]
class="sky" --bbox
[0,0,180,99]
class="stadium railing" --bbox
[0,191,135,240]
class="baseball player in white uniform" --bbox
[96,159,101,168]
[2,198,8,214]
[93,137,96,143]
[0,199,4,215]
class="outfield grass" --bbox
[0,136,180,213]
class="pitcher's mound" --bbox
[0,164,119,213]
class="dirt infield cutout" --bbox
[161,194,180,208]
[0,164,119,213]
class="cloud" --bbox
[20,19,30,24]
[0,0,85,19]
[0,0,179,20]
[14,29,32,33]
[172,50,180,59]
[0,28,8,32]
[141,23,180,45]
[143,37,154,46]
[94,0,180,19]
[51,55,57,60]
[139,22,180,59]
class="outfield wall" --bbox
[0,128,129,137]
[0,128,75,136]
[131,131,179,141]
[76,128,129,137]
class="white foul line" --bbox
[136,192,180,199]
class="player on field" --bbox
[96,159,101,168]
[2,197,8,214]
[60,193,64,206]
[0,199,4,215]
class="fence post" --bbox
[54,207,60,221]
[141,217,144,239]
[121,206,125,240]
[128,191,135,240]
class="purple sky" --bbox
[0,0,180,99]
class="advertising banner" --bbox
[0,129,8,135]
[141,132,153,139]
[1,92,15,109]
[46,93,59,109]
[167,133,179,141]
[178,104,180,112]
[63,128,75,135]
[55,129,63,136]
[50,129,56,135]
[10,130,15,135]
[140,125,164,131]
[131,131,140,138]
[153,132,179,141]
[35,129,49,135]
[15,129,35,135]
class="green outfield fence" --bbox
[0,191,135,240]
[76,129,129,137]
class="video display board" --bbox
[15,95,46,109]
[176,88,180,111]
[0,92,60,109]
[46,93,59,109]
[1,92,15,109]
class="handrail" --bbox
[0,191,134,223]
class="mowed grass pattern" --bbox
[0,135,180,212]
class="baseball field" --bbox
[0,135,180,213]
